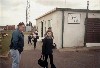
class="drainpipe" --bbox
[62,10,64,48]
[84,1,89,47]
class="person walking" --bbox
[42,31,56,68]
[32,32,37,49]
[9,22,25,68]
[44,27,54,39]
[28,34,32,45]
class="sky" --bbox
[0,0,100,26]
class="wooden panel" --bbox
[86,18,100,43]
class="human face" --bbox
[47,32,52,37]
[19,25,25,32]
[48,28,52,31]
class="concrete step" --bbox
[88,46,100,51]
[59,46,100,52]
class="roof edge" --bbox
[36,8,100,20]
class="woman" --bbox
[42,31,56,68]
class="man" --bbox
[10,22,25,68]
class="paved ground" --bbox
[0,35,100,68]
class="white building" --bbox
[26,26,32,32]
[36,8,100,49]
[0,28,4,31]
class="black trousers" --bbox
[28,40,32,44]
[33,41,37,49]
[44,53,55,68]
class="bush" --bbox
[0,30,12,55]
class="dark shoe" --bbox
[43,61,48,68]
[51,64,56,68]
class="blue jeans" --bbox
[10,49,21,68]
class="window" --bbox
[45,21,46,33]
[48,20,51,27]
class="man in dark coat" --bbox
[44,27,54,39]
[42,31,56,68]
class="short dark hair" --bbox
[17,22,25,26]
[48,27,52,29]
[46,30,52,34]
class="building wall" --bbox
[0,26,6,30]
[26,26,32,32]
[6,25,15,30]
[0,25,15,30]
[36,10,100,49]
[53,11,62,49]
[63,11,100,47]
[63,11,85,47]
[36,11,63,49]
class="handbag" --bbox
[38,54,48,67]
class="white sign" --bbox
[68,13,81,23]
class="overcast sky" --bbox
[0,0,100,26]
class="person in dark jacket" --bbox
[42,31,56,68]
[32,32,37,49]
[10,22,25,68]
[44,27,54,39]
[28,34,32,45]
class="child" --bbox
[42,31,56,68]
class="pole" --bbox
[26,0,30,25]
[84,1,89,47]
[65,0,66,7]
[86,1,89,19]
[62,10,64,48]
[26,7,27,25]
